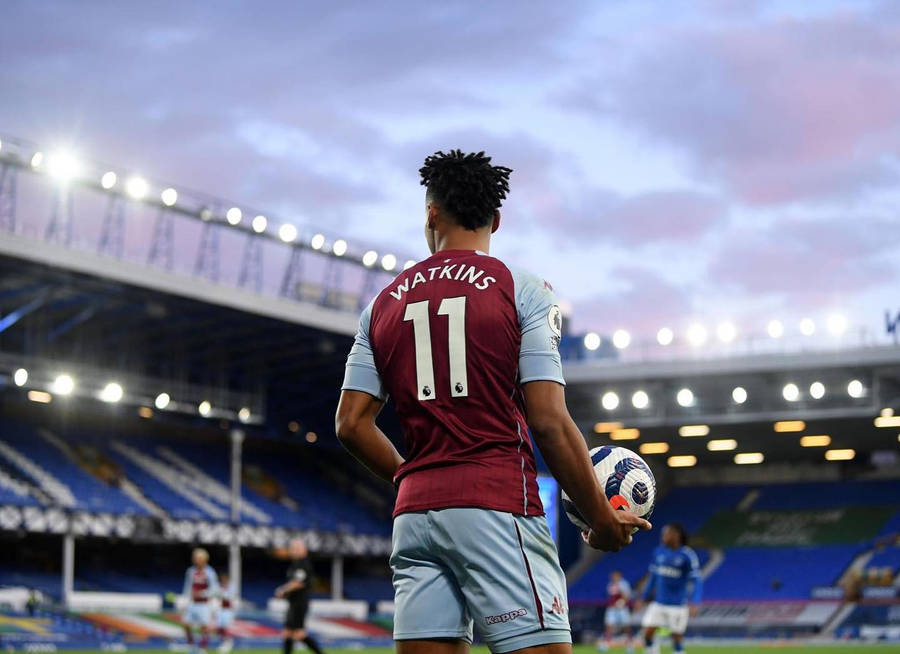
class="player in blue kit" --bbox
[636,524,701,654]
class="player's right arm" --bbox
[514,270,650,551]
[335,300,405,484]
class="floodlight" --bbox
[612,329,631,349]
[584,332,601,351]
[126,176,148,200]
[161,187,178,206]
[279,223,298,243]
[13,368,27,386]
[601,391,619,411]
[362,250,378,267]
[226,207,242,225]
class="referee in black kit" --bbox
[275,538,326,654]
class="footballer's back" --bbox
[360,248,564,517]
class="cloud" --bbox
[572,265,694,334]
[706,215,900,307]
[575,7,900,205]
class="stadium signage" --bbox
[0,504,392,555]
[887,309,900,342]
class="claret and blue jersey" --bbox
[342,249,565,517]
[643,545,703,607]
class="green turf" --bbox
[55,647,894,654]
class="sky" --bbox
[2,0,899,344]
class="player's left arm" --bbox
[335,300,405,483]
[207,568,220,599]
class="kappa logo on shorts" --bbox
[484,608,528,625]
[549,595,566,615]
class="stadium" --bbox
[2,3,899,654]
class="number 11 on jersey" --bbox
[403,296,468,401]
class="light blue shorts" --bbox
[605,606,630,627]
[391,508,571,653]
[183,602,210,626]
[217,609,234,629]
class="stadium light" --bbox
[226,207,242,225]
[154,392,170,410]
[198,400,212,416]
[799,318,815,336]
[238,407,251,423]
[52,374,75,395]
[278,223,298,243]
[601,391,619,411]
[362,250,378,267]
[593,421,623,434]
[825,448,855,461]
[686,323,707,347]
[138,407,153,419]
[716,321,737,343]
[28,390,52,403]
[640,442,669,455]
[800,435,831,447]
[632,390,649,410]
[101,171,117,189]
[809,381,826,400]
[657,327,674,346]
[767,319,784,339]
[161,187,178,207]
[732,386,748,404]
[826,313,848,336]
[584,332,601,351]
[782,383,800,402]
[734,452,764,465]
[200,208,213,221]
[875,414,900,428]
[610,428,639,440]
[99,382,123,403]
[774,420,805,433]
[847,379,865,398]
[667,455,697,468]
[708,439,737,451]
[13,368,27,387]
[46,151,81,182]
[332,239,347,256]
[381,253,397,271]
[30,152,43,168]
[252,215,267,233]
[310,233,325,250]
[679,425,709,437]
[612,329,631,349]
[126,176,148,200]
[305,431,318,443]
[676,388,694,407]
[403,260,416,271]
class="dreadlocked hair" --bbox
[419,149,512,230]
[669,522,689,546]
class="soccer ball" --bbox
[562,445,656,531]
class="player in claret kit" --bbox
[636,523,702,654]
[336,149,650,654]
[182,548,219,654]
[599,570,634,653]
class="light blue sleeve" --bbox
[341,299,387,401]
[511,268,565,386]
